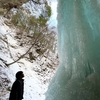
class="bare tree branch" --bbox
[0,57,8,67]
[0,37,8,44]
[6,31,42,66]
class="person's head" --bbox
[16,71,24,79]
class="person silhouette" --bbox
[9,71,24,100]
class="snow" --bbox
[0,16,57,100]
[48,0,57,27]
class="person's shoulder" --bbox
[15,80,21,84]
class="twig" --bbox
[6,31,41,66]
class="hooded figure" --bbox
[9,71,24,100]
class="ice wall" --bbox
[46,0,100,100]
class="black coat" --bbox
[9,79,24,100]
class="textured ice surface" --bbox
[46,0,100,100]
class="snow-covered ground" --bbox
[0,16,58,100]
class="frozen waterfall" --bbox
[46,0,100,100]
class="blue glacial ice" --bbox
[46,0,100,100]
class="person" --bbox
[9,71,24,100]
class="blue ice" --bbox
[46,0,100,100]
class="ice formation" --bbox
[46,0,100,100]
